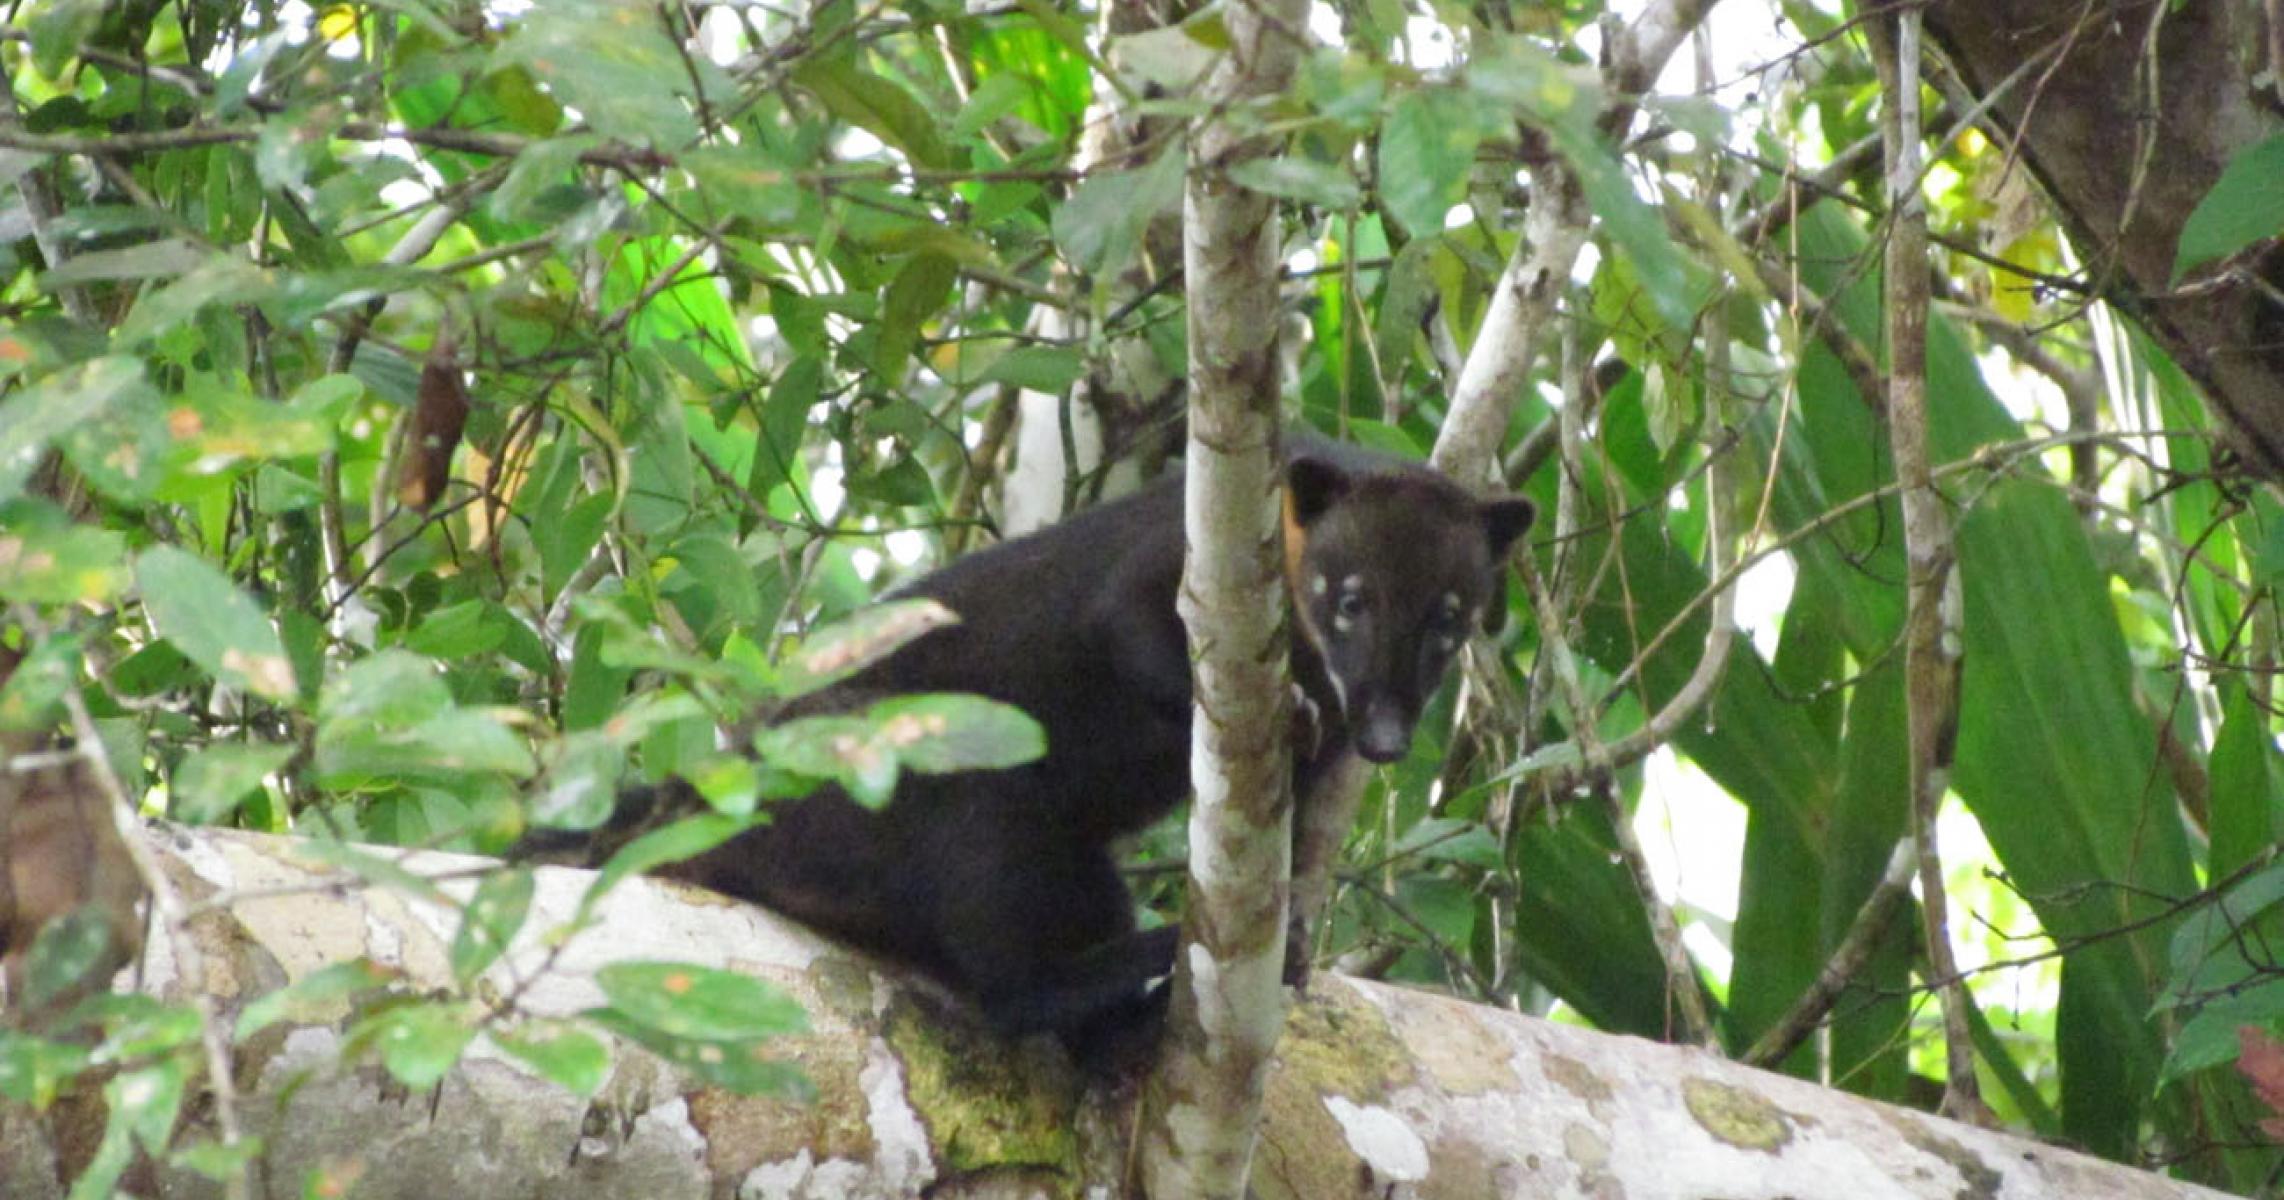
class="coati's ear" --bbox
[1476,498,1533,634]
[1479,497,1536,557]
[1286,456,1354,526]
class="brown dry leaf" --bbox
[397,325,471,510]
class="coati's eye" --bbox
[1335,590,1368,623]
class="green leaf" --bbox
[1227,156,1361,209]
[0,357,146,506]
[775,598,959,699]
[319,650,452,728]
[135,546,298,703]
[491,133,601,224]
[109,1059,188,1154]
[2174,134,2284,281]
[20,909,120,1010]
[37,237,209,287]
[0,503,128,605]
[172,742,293,825]
[2209,683,2284,879]
[683,147,803,227]
[874,253,958,390]
[1053,145,1184,278]
[0,630,81,732]
[404,599,508,660]
[115,255,271,347]
[0,1030,91,1109]
[978,346,1087,392]
[757,713,899,806]
[235,959,399,1039]
[793,57,948,169]
[171,1135,268,1183]
[1378,89,1476,236]
[533,733,627,829]
[581,813,760,922]
[358,1001,477,1090]
[450,869,536,985]
[595,961,808,1042]
[317,710,537,782]
[83,994,203,1062]
[865,694,1046,775]
[490,1021,612,1096]
[28,0,102,80]
[495,5,697,147]
[586,1007,815,1098]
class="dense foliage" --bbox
[3,0,2281,1193]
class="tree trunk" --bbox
[0,828,2238,1200]
[1925,0,2284,474]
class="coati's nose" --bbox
[1355,703,1411,763]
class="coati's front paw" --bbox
[1290,683,1323,759]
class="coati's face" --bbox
[1285,457,1535,763]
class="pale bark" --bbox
[0,828,2241,1200]
[1873,8,1983,1126]
[1430,0,1721,487]
[1140,0,1310,1193]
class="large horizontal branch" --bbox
[0,827,2234,1200]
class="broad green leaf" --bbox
[319,650,452,728]
[978,346,1087,392]
[0,503,127,605]
[359,1001,477,1090]
[775,598,959,699]
[450,869,536,985]
[793,57,948,169]
[172,742,292,825]
[81,994,202,1062]
[595,961,808,1042]
[2208,684,2284,880]
[581,813,761,922]
[866,694,1046,775]
[135,546,298,703]
[37,237,208,287]
[20,909,120,1011]
[405,599,508,660]
[757,712,900,806]
[171,1135,268,1183]
[28,0,102,79]
[874,253,958,391]
[317,711,537,782]
[490,1021,612,1096]
[491,133,600,224]
[683,147,804,227]
[0,631,80,732]
[1227,156,1361,209]
[586,1007,815,1098]
[495,4,697,147]
[115,256,271,347]
[1052,145,1183,278]
[0,357,145,505]
[533,733,627,830]
[235,959,399,1039]
[1377,89,1476,236]
[0,1031,90,1109]
[2174,134,2284,281]
[111,1058,188,1153]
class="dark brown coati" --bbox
[564,439,1533,1046]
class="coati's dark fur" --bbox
[564,440,1533,1046]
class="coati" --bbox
[567,439,1534,1045]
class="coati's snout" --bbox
[1353,697,1414,763]
[1284,453,1535,764]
